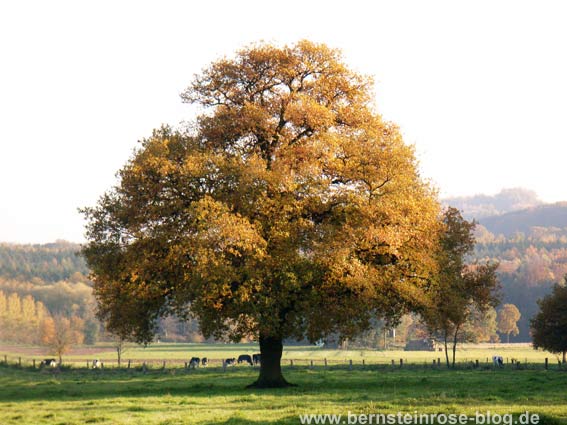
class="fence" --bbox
[1,354,565,372]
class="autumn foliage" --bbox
[82,41,440,387]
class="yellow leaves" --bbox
[194,197,265,247]
[285,94,335,131]
[83,40,444,344]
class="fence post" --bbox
[290,359,294,368]
[545,358,548,370]
[128,360,131,369]
[18,357,21,367]
[362,359,365,368]
[324,358,328,368]
[33,359,36,369]
[399,359,403,367]
[143,362,147,374]
[310,360,313,369]
[391,359,395,366]
[349,359,353,370]
[222,360,227,372]
[475,360,479,368]
[162,361,166,371]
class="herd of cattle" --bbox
[40,354,505,369]
[189,353,261,368]
[38,354,262,369]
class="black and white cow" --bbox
[189,357,200,369]
[237,354,253,366]
[201,357,208,367]
[252,353,261,366]
[92,359,101,369]
[225,357,236,367]
[492,355,504,367]
[41,358,57,368]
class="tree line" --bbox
[0,290,87,363]
[474,224,567,341]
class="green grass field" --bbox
[1,344,566,424]
[1,363,566,424]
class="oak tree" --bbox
[81,41,440,387]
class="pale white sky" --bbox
[1,0,566,243]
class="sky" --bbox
[1,0,566,244]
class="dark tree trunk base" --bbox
[246,378,297,389]
[247,334,295,389]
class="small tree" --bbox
[531,278,567,363]
[497,303,521,343]
[41,315,75,365]
[110,334,130,367]
[465,306,499,343]
[83,318,100,345]
[423,207,501,367]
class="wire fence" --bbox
[1,354,565,372]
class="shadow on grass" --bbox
[1,364,567,411]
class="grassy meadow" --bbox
[1,362,567,424]
[1,343,566,424]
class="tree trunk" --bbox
[247,334,294,388]
[451,325,460,368]
[443,330,450,368]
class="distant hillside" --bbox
[443,188,543,220]
[479,203,567,237]
[0,240,88,282]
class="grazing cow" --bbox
[225,357,236,366]
[252,353,261,366]
[237,354,253,366]
[201,358,208,367]
[189,357,200,369]
[92,359,101,369]
[492,356,504,367]
[41,358,57,368]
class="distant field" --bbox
[1,363,566,424]
[0,342,557,368]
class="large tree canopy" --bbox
[82,40,440,387]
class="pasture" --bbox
[0,342,558,368]
[1,363,567,424]
[1,344,566,424]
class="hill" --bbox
[443,188,542,219]
[0,240,88,282]
[479,202,567,237]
